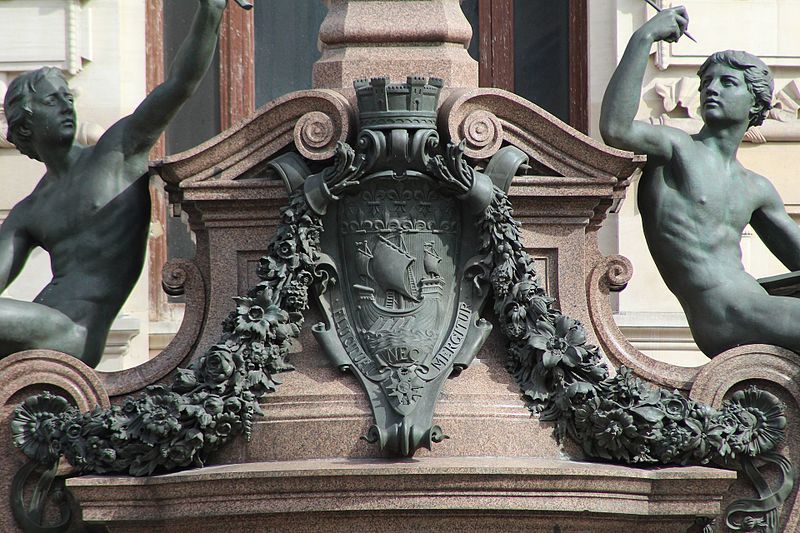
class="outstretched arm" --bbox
[121,0,228,157]
[599,7,689,160]
[751,176,800,271]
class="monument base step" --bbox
[68,456,736,532]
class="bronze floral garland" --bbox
[480,184,794,531]
[9,165,796,532]
[12,191,318,477]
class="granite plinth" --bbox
[314,0,478,92]
[68,456,736,533]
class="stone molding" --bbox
[440,87,643,182]
[97,259,206,398]
[155,89,354,188]
[67,457,736,532]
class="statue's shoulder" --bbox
[658,124,696,155]
[741,167,783,207]
[2,193,36,233]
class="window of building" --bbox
[148,0,587,320]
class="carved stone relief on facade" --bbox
[652,76,800,142]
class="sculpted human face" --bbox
[699,63,756,128]
[29,75,76,148]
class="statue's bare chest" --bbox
[27,166,147,251]
[642,150,755,232]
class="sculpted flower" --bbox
[224,397,243,414]
[234,291,289,340]
[198,345,236,384]
[276,238,297,261]
[295,269,314,287]
[11,392,72,466]
[652,421,692,464]
[662,394,690,421]
[166,428,204,468]
[213,411,242,439]
[125,387,181,445]
[685,415,724,462]
[603,366,661,408]
[203,395,225,416]
[590,407,638,459]
[529,315,588,369]
[723,386,786,456]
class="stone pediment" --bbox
[153,89,354,195]
[153,85,642,215]
[440,87,643,181]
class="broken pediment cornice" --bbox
[151,89,355,189]
[440,88,644,182]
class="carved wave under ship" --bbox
[352,236,445,353]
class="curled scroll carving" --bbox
[440,88,641,180]
[586,254,699,391]
[154,90,354,186]
[294,111,338,160]
[98,259,207,398]
[459,109,503,159]
[601,253,633,291]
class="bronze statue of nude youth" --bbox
[0,0,230,368]
[600,6,800,357]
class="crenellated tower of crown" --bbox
[354,76,444,130]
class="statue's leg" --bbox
[0,297,87,360]
[733,292,800,354]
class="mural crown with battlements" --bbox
[354,76,444,130]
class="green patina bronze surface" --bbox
[9,68,796,532]
[0,0,228,368]
[600,6,800,358]
[305,77,499,456]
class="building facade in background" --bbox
[1,0,799,370]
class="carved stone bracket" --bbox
[97,259,207,398]
[587,253,698,391]
[441,87,643,182]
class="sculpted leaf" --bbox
[629,406,666,424]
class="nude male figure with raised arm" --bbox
[0,0,230,368]
[600,6,800,357]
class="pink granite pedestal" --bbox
[4,1,797,531]
[68,457,735,533]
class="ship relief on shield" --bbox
[339,180,459,414]
[306,76,498,455]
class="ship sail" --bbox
[356,241,372,280]
[372,236,417,300]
